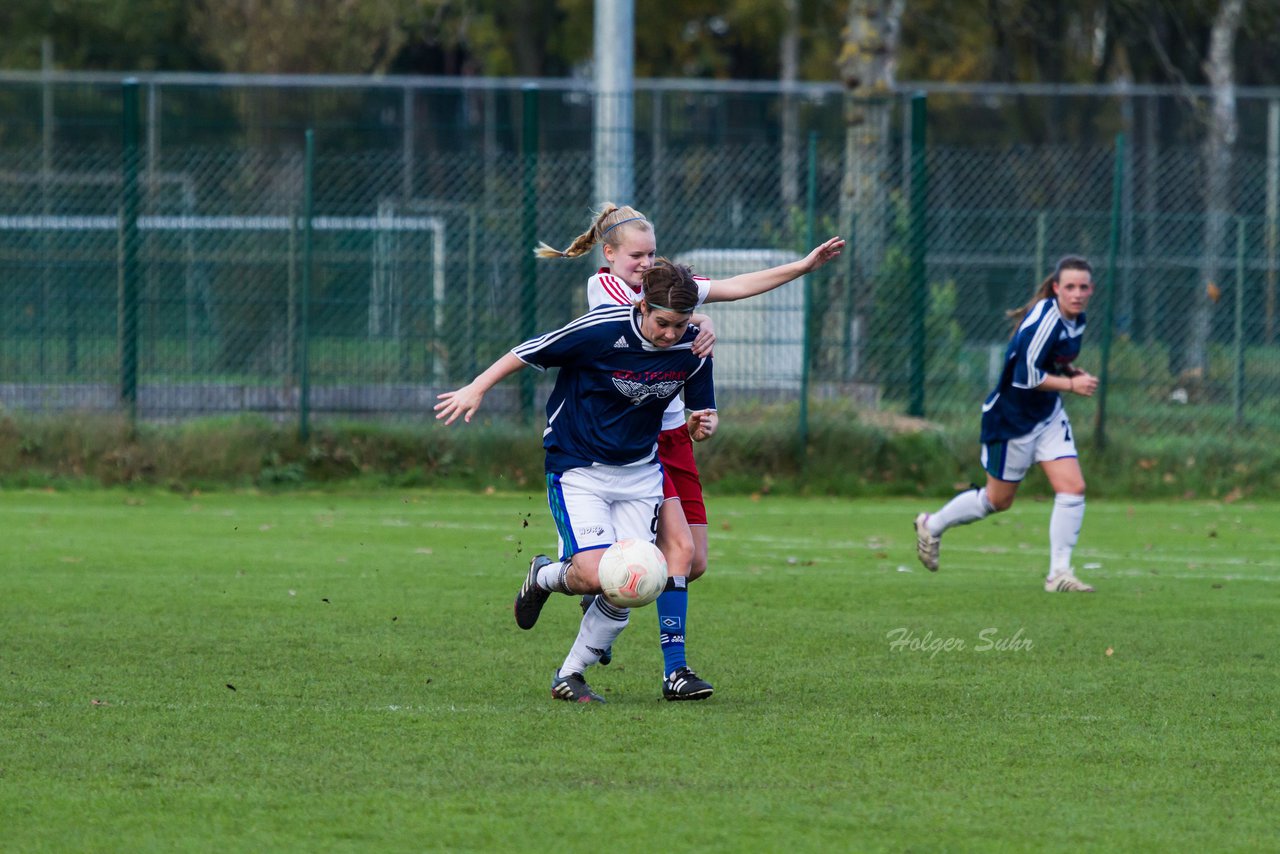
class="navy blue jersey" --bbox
[512,304,716,474]
[980,298,1085,442]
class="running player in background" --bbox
[913,255,1099,592]
[535,204,843,698]
[435,260,716,703]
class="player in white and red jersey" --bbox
[535,203,843,699]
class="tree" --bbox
[189,0,414,75]
[1189,0,1244,376]
[0,0,212,71]
[780,0,802,209]
[835,0,905,381]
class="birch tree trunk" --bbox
[1189,0,1243,376]
[780,0,801,211]
[836,0,904,381]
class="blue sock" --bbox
[656,576,688,676]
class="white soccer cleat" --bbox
[914,512,940,572]
[1044,572,1095,593]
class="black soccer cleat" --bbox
[514,555,553,630]
[579,594,613,665]
[662,666,714,701]
[550,671,606,704]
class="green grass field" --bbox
[2,489,1277,851]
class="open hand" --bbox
[434,384,485,424]
[801,236,845,273]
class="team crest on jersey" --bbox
[612,375,683,405]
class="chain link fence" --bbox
[2,74,1279,452]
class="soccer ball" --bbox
[597,539,668,608]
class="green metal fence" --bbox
[2,74,1279,453]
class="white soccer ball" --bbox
[597,539,668,608]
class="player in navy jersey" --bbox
[435,260,717,702]
[913,255,1100,592]
[535,203,843,699]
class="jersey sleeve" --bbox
[587,272,638,310]
[510,312,603,371]
[1009,320,1054,390]
[682,356,716,412]
[693,275,711,308]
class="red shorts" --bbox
[658,425,707,525]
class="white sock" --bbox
[1049,493,1085,577]
[536,560,571,593]
[559,597,630,676]
[928,488,995,536]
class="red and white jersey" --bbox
[587,268,712,431]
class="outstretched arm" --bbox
[434,352,527,424]
[703,236,844,304]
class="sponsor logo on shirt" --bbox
[610,369,687,406]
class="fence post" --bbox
[1267,100,1278,346]
[299,129,315,443]
[40,39,54,376]
[1035,211,1047,283]
[907,92,928,418]
[798,131,818,460]
[520,84,539,421]
[120,79,141,428]
[1234,215,1246,427]
[1094,133,1125,451]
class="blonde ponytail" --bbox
[531,202,652,260]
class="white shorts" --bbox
[546,463,663,560]
[981,406,1078,482]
